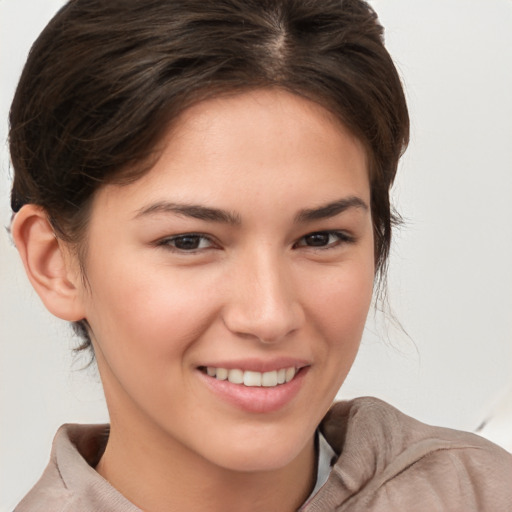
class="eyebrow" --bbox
[294,196,368,223]
[134,196,368,225]
[134,202,241,225]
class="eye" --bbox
[294,231,353,249]
[157,233,215,252]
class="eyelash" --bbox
[156,230,354,253]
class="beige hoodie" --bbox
[15,397,512,511]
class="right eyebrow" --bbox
[133,201,241,225]
[294,196,369,223]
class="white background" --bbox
[1,1,511,510]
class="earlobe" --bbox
[11,205,86,322]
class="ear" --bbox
[11,204,86,322]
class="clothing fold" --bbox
[15,397,512,512]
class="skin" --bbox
[14,89,375,512]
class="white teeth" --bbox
[262,370,278,387]
[227,369,244,384]
[285,367,296,383]
[216,367,228,380]
[243,371,262,387]
[205,366,298,387]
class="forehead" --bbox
[94,89,370,217]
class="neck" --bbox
[96,414,317,512]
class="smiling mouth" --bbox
[199,366,298,388]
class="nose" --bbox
[222,249,304,344]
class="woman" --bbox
[8,0,512,510]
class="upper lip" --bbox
[197,357,310,373]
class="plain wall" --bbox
[1,1,511,510]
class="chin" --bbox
[198,427,314,474]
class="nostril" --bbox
[222,303,304,344]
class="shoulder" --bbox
[306,397,512,511]
[14,454,73,512]
[14,424,140,512]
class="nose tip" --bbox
[224,301,303,344]
[222,264,304,344]
[238,302,303,345]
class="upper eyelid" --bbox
[299,229,352,239]
[158,232,211,240]
[165,232,209,239]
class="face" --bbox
[76,89,375,473]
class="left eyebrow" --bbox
[133,201,241,225]
[294,197,368,223]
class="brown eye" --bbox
[158,234,214,251]
[173,235,202,250]
[305,233,330,246]
[295,231,353,249]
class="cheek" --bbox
[305,255,374,359]
[82,256,220,362]
[82,261,226,418]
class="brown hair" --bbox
[9,0,409,351]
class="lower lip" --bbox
[197,367,309,414]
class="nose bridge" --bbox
[223,244,303,343]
